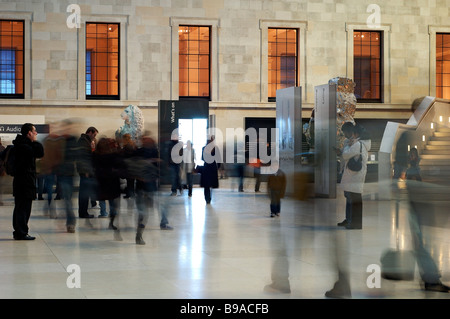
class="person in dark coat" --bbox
[93,137,125,240]
[199,136,220,204]
[12,123,44,240]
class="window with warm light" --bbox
[0,20,24,98]
[353,31,382,102]
[268,28,298,102]
[86,22,119,99]
[436,33,450,99]
[179,25,210,99]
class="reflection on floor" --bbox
[0,178,449,300]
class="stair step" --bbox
[428,140,450,146]
[436,127,450,133]
[424,144,450,150]
[434,131,450,138]
[420,154,450,160]
[422,148,450,155]
[420,160,450,166]
[430,136,450,142]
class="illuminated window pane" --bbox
[189,82,199,96]
[268,28,298,101]
[353,30,382,102]
[179,25,210,99]
[86,22,120,99]
[436,33,450,99]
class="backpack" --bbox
[1,145,16,176]
[346,142,362,172]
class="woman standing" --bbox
[199,137,220,204]
[336,122,370,229]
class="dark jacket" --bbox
[268,169,287,201]
[12,134,44,199]
[76,133,94,177]
[55,135,78,177]
[93,151,126,201]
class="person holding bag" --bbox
[335,122,371,229]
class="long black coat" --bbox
[12,134,44,199]
[199,145,219,189]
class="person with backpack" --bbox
[12,123,44,240]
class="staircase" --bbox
[420,126,450,184]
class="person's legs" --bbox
[13,198,33,239]
[157,190,173,230]
[60,175,76,232]
[408,200,442,285]
[186,173,193,197]
[344,191,352,225]
[78,176,91,218]
[204,187,211,203]
[348,192,362,228]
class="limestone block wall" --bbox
[0,0,448,139]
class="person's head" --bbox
[341,122,355,139]
[409,147,419,159]
[85,126,98,140]
[21,123,37,142]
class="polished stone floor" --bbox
[0,177,449,300]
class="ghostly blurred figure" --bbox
[392,128,450,293]
[40,123,64,217]
[132,134,159,245]
[93,137,125,241]
[55,119,79,233]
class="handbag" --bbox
[380,200,416,280]
[346,142,362,172]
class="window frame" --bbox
[267,27,299,103]
[260,20,307,103]
[77,15,128,101]
[178,25,211,100]
[345,23,391,104]
[429,26,450,99]
[85,22,120,100]
[353,30,383,103]
[170,17,219,101]
[0,12,31,100]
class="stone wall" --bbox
[0,0,447,138]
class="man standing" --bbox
[12,123,44,240]
[77,126,98,218]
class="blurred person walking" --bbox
[40,126,65,218]
[55,120,79,233]
[93,137,126,240]
[121,133,137,199]
[132,134,160,244]
[12,123,44,240]
[392,124,450,293]
[76,126,98,219]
